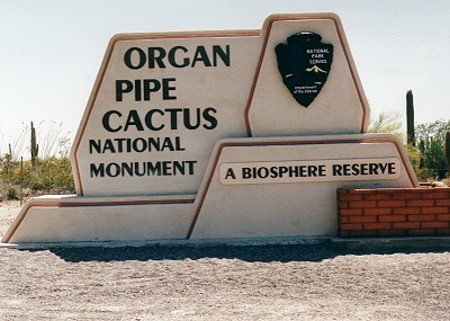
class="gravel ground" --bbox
[1,201,449,321]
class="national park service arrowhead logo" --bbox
[275,32,334,108]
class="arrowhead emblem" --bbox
[275,32,334,108]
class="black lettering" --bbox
[172,161,185,175]
[192,46,211,67]
[257,167,269,178]
[242,168,251,179]
[225,168,236,179]
[278,166,288,177]
[369,163,379,175]
[106,163,121,177]
[318,165,326,176]
[148,47,166,68]
[360,163,368,175]
[124,47,146,69]
[102,139,116,153]
[186,160,196,175]
[147,162,162,175]
[144,109,165,131]
[89,140,101,154]
[202,107,218,130]
[183,108,201,130]
[116,80,134,101]
[387,162,396,175]
[213,45,230,66]
[351,163,360,175]
[90,163,105,177]
[343,164,351,176]
[166,108,183,130]
[124,110,144,131]
[333,164,342,176]
[289,166,299,177]
[134,162,146,176]
[378,162,387,174]
[168,46,189,68]
[307,165,318,177]
[121,162,134,177]
[174,137,185,151]
[162,78,177,100]
[142,79,161,101]
[132,138,146,152]
[102,110,123,132]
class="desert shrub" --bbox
[0,156,74,200]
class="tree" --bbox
[369,111,450,181]
[368,111,404,142]
[415,119,450,180]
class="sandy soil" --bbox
[0,202,449,321]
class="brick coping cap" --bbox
[338,187,450,193]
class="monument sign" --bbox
[3,13,418,244]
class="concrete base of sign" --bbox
[3,194,195,243]
[2,134,417,244]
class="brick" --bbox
[349,201,377,209]
[393,222,421,229]
[364,222,391,230]
[421,207,449,214]
[364,193,392,201]
[340,208,363,216]
[408,215,436,222]
[340,216,349,224]
[340,194,363,201]
[408,229,436,236]
[436,214,450,222]
[423,192,450,199]
[351,189,377,194]
[379,215,407,223]
[421,222,449,229]
[349,216,377,223]
[338,201,349,209]
[435,199,450,206]
[376,188,411,194]
[341,223,363,231]
[392,192,422,200]
[393,207,421,215]
[364,208,392,216]
[407,199,434,207]
[378,200,406,208]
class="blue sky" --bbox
[1,0,449,156]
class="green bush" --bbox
[415,119,450,180]
[0,156,75,200]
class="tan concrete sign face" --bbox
[71,13,369,197]
[72,33,261,196]
[247,17,369,136]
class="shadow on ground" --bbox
[26,238,450,263]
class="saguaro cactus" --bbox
[446,130,450,173]
[406,90,415,146]
[30,121,39,166]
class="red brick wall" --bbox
[337,188,450,237]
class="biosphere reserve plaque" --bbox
[3,13,418,245]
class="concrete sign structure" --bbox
[3,13,418,244]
